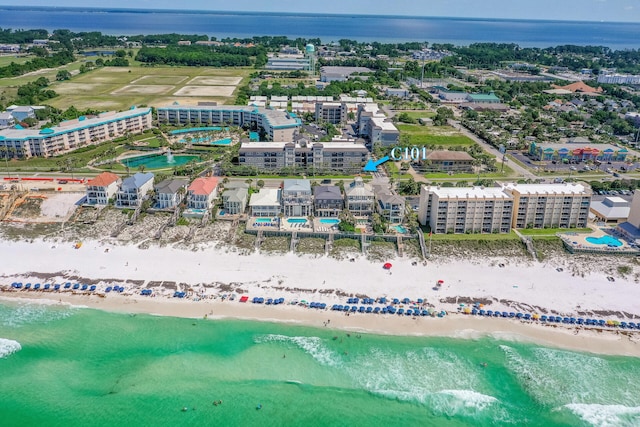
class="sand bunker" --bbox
[112,85,174,95]
[187,76,242,86]
[173,86,236,97]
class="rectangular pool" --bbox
[320,219,340,225]
[287,218,307,224]
[255,218,273,223]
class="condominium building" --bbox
[0,107,152,158]
[315,102,347,124]
[356,103,399,146]
[282,179,312,217]
[238,140,368,173]
[419,186,514,234]
[597,72,640,85]
[502,183,591,229]
[156,105,301,142]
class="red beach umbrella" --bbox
[383,263,393,270]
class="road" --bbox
[448,119,537,180]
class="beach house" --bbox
[115,172,154,208]
[376,193,406,224]
[313,185,343,217]
[85,171,121,206]
[222,184,249,215]
[154,178,189,209]
[249,188,281,217]
[282,179,312,217]
[186,177,219,210]
[345,177,375,217]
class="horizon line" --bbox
[0,4,634,25]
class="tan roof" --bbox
[188,177,219,196]
[552,81,603,93]
[87,172,120,187]
[426,151,474,161]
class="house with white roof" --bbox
[590,196,630,223]
[249,188,281,217]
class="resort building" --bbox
[315,102,347,124]
[221,186,249,215]
[7,106,35,122]
[345,177,375,217]
[0,112,15,130]
[115,172,155,209]
[590,196,631,223]
[418,186,514,234]
[282,179,312,217]
[616,191,640,243]
[238,140,368,173]
[0,107,153,158]
[320,66,372,82]
[313,185,343,217]
[376,193,406,224]
[528,141,629,163]
[356,104,399,146]
[155,105,301,142]
[422,150,475,173]
[249,188,281,217]
[502,183,591,229]
[265,54,311,71]
[186,177,219,210]
[597,72,640,85]
[85,172,121,206]
[154,178,189,209]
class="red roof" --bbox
[87,172,120,187]
[188,177,218,196]
[553,81,603,93]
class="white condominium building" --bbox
[419,186,513,234]
[502,183,591,229]
[156,105,301,142]
[418,183,592,234]
[0,107,152,158]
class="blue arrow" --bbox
[363,156,390,172]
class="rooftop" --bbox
[249,188,281,207]
[590,199,630,220]
[86,172,120,187]
[155,178,189,194]
[188,177,219,196]
[313,185,342,200]
[425,185,512,199]
[122,172,154,190]
[502,183,591,196]
[283,179,311,192]
[157,105,299,129]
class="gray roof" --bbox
[283,179,311,192]
[155,178,189,194]
[224,181,250,190]
[590,199,630,220]
[122,172,154,189]
[378,193,406,205]
[0,112,14,120]
[313,185,342,200]
[223,187,248,202]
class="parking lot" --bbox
[511,151,636,174]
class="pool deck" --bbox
[559,227,639,254]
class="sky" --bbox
[5,0,640,22]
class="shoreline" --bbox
[2,292,640,358]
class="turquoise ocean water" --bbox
[1,301,640,426]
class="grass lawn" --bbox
[7,141,127,172]
[518,227,592,236]
[397,124,475,146]
[424,164,516,179]
[0,55,31,67]
[396,111,435,119]
[42,65,253,111]
[425,230,520,240]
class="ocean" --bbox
[0,7,639,49]
[1,301,640,426]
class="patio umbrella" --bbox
[383,263,392,269]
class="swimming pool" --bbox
[287,218,307,224]
[255,218,273,223]
[394,225,408,233]
[586,235,623,247]
[320,219,340,225]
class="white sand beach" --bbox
[1,238,640,357]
